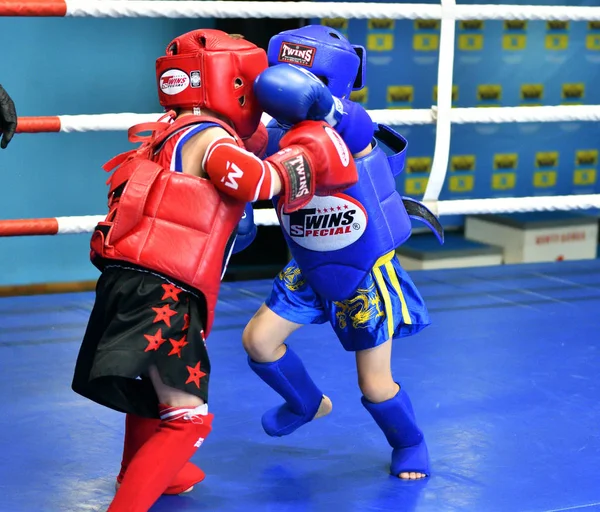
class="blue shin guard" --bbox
[248,345,324,437]
[361,386,430,477]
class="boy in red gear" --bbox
[71,29,358,512]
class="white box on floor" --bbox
[465,212,598,264]
[396,233,503,270]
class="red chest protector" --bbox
[91,114,246,336]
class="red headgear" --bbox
[156,29,268,138]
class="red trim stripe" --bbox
[0,218,59,237]
[16,116,62,133]
[0,0,67,16]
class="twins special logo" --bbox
[576,150,598,167]
[536,151,559,168]
[387,86,414,103]
[350,88,368,105]
[461,20,484,31]
[321,18,347,31]
[368,19,394,30]
[451,155,476,172]
[494,153,518,170]
[521,84,543,101]
[406,157,432,174]
[562,83,584,100]
[547,21,569,31]
[505,20,527,31]
[279,194,368,252]
[160,69,190,95]
[415,20,439,30]
[282,155,311,200]
[278,42,316,67]
[477,85,502,102]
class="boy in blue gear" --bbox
[242,25,443,480]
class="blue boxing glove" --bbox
[254,64,335,127]
[333,97,374,155]
[254,64,373,155]
[232,203,257,254]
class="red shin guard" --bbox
[108,405,213,512]
[117,414,160,483]
[117,413,206,495]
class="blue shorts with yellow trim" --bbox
[266,252,431,352]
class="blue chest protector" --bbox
[268,120,414,301]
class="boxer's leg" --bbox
[116,412,205,495]
[243,262,332,436]
[357,341,428,480]
[108,367,211,512]
[329,253,430,479]
[95,274,213,511]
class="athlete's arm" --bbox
[202,120,358,213]
[179,126,278,182]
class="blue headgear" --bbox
[267,25,366,99]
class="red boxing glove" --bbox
[279,120,358,198]
[266,120,358,211]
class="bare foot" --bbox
[313,395,333,420]
[398,471,427,480]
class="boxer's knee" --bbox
[355,341,398,403]
[358,373,399,404]
[242,317,280,362]
[241,321,260,358]
[243,304,298,363]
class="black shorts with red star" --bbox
[72,264,210,419]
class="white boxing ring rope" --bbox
[3,194,600,238]
[3,1,600,20]
[3,0,600,236]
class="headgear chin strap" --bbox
[156,29,268,138]
[267,25,366,99]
